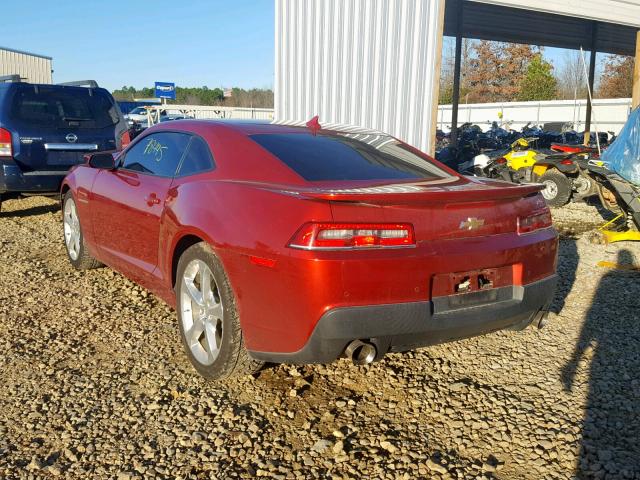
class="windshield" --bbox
[10,86,120,129]
[129,107,147,115]
[250,132,449,182]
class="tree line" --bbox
[112,86,274,108]
[439,39,634,104]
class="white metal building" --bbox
[275,0,445,154]
[0,46,52,84]
[274,0,640,154]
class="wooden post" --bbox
[449,0,464,145]
[584,22,598,145]
[633,30,640,109]
[429,0,447,155]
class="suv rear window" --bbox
[250,132,447,181]
[10,86,120,129]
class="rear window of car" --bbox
[249,132,447,181]
[10,86,120,129]
[176,136,215,177]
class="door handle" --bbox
[145,193,161,206]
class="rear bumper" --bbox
[0,158,66,194]
[249,274,557,364]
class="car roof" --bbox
[149,119,389,137]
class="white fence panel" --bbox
[143,98,633,137]
[142,105,274,125]
[437,98,633,134]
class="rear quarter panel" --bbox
[160,180,334,349]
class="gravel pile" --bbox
[0,196,639,479]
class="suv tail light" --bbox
[0,128,12,157]
[119,129,131,149]
[517,210,552,234]
[288,223,415,250]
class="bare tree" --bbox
[439,38,474,104]
[555,50,589,100]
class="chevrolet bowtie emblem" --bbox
[459,217,485,230]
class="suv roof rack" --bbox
[57,80,99,88]
[0,75,22,83]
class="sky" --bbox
[2,0,275,91]
[4,3,607,95]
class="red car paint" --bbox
[62,121,558,355]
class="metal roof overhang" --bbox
[444,0,638,56]
[0,46,52,60]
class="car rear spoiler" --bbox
[290,185,544,205]
[224,179,545,205]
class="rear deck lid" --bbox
[247,127,547,240]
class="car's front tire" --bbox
[62,191,101,270]
[176,242,263,380]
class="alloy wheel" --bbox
[63,198,81,261]
[180,259,224,366]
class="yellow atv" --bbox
[502,138,593,207]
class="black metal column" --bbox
[584,21,598,145]
[450,0,463,144]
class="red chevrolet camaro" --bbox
[61,120,558,380]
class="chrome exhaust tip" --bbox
[345,340,377,365]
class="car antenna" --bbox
[306,115,321,135]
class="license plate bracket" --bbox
[431,265,514,298]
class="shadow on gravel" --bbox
[551,238,578,315]
[562,249,640,478]
[0,202,59,218]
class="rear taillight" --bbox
[119,130,131,149]
[0,128,12,157]
[517,210,553,234]
[288,222,416,250]
[560,159,574,165]
[495,157,507,164]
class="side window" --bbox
[176,136,215,177]
[122,132,191,177]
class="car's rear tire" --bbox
[176,242,263,380]
[539,170,572,207]
[62,191,102,270]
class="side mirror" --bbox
[88,152,115,169]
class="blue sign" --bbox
[154,81,176,100]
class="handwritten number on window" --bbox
[144,139,168,162]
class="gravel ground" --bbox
[0,196,639,480]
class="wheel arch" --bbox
[60,182,71,205]
[169,228,221,289]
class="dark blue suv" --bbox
[0,79,129,212]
